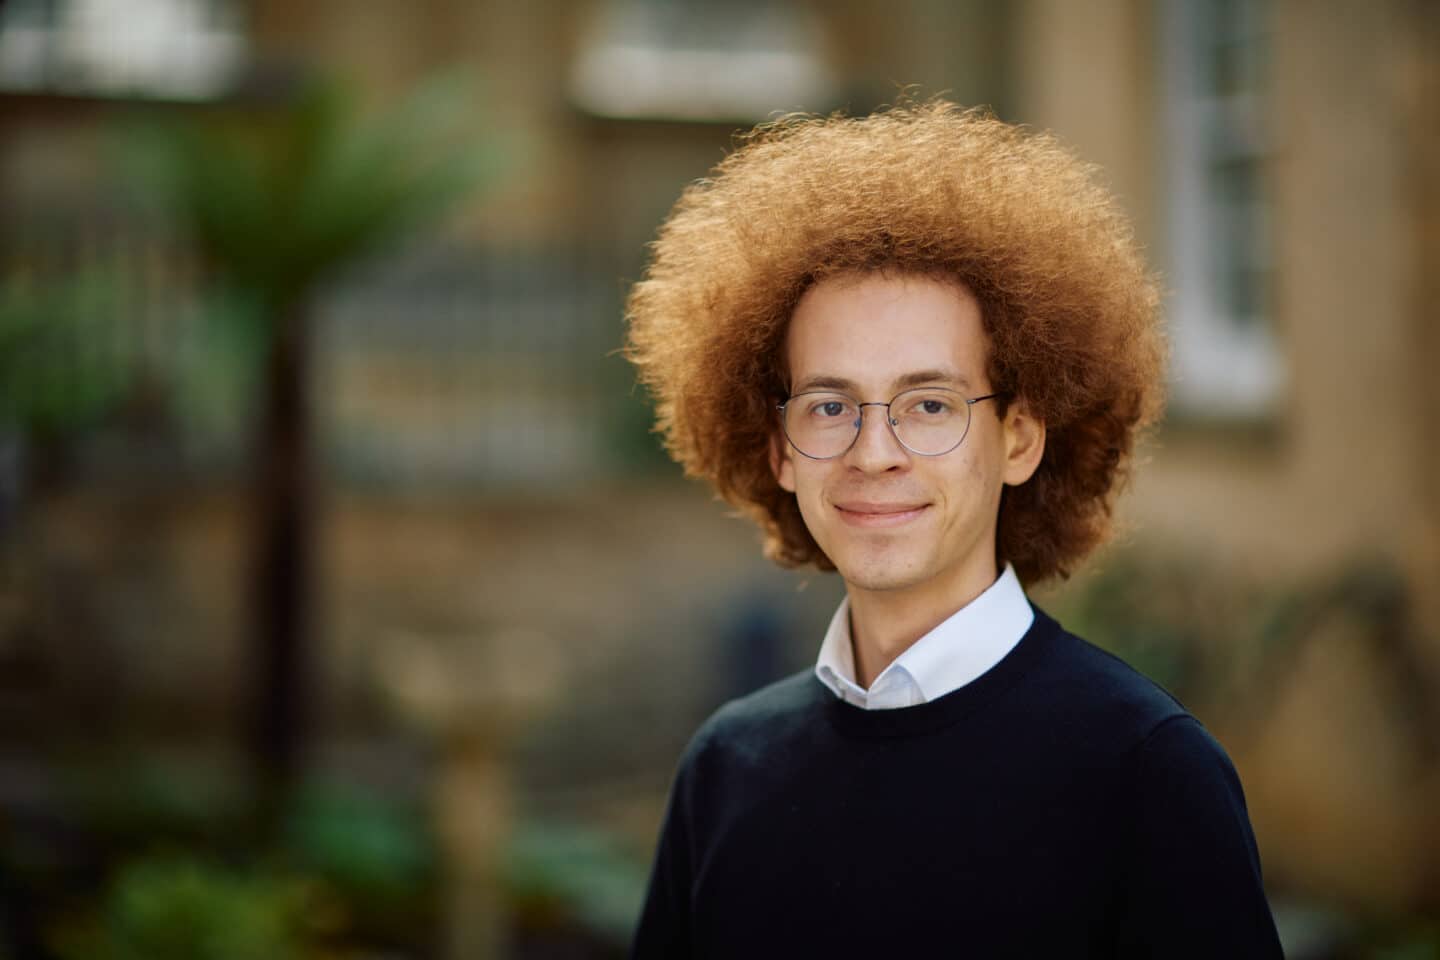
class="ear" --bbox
[770,428,797,493]
[1001,401,1045,487]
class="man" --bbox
[624,101,1283,958]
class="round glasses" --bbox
[778,387,998,460]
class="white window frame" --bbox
[0,0,244,100]
[1160,0,1283,419]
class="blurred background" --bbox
[0,0,1436,957]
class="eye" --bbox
[808,397,853,419]
[903,394,953,417]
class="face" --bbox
[772,272,1045,603]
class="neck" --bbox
[845,559,1001,689]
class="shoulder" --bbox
[1025,611,1255,822]
[1024,607,1196,751]
[1114,713,1279,954]
[680,670,826,770]
[698,669,827,744]
[1131,713,1248,807]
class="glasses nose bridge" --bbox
[853,400,898,426]
[850,399,902,451]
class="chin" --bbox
[830,549,929,593]
[840,570,922,593]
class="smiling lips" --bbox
[833,500,930,527]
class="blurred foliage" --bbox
[164,290,268,456]
[120,68,502,844]
[0,276,129,439]
[504,821,648,949]
[601,349,675,475]
[28,807,650,960]
[11,755,658,957]
[1045,551,1427,718]
[1355,915,1440,960]
[1052,540,1440,902]
[1045,549,1265,703]
[283,779,433,907]
[1371,932,1440,960]
[1277,905,1440,960]
[128,69,496,313]
[60,757,250,851]
[50,856,310,960]
[7,762,438,959]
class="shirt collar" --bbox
[814,563,1034,709]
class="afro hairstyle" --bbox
[624,100,1166,585]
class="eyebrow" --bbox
[791,369,973,394]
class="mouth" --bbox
[833,501,930,528]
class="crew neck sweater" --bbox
[631,606,1283,959]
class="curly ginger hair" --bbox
[625,101,1166,586]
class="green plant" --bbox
[52,856,310,960]
[133,70,495,310]
[0,276,129,438]
[26,765,440,960]
[284,779,433,904]
[1041,551,1244,698]
[505,821,648,947]
[125,69,497,832]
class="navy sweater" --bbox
[632,607,1283,958]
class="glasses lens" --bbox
[783,388,973,458]
[890,387,971,455]
[784,392,859,459]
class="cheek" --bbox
[967,451,993,486]
[930,455,996,523]
[788,465,832,532]
[790,464,822,511]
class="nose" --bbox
[844,403,909,473]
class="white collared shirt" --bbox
[814,563,1034,710]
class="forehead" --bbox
[784,272,990,390]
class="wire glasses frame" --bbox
[778,387,999,460]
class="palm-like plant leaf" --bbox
[149,71,492,313]
[119,71,496,831]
